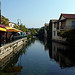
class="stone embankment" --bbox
[0,38,27,61]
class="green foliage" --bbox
[30,28,36,36]
[38,27,44,39]
[28,28,39,36]
[26,29,29,32]
[1,15,29,32]
[38,25,49,39]
[46,25,50,38]
[1,16,9,26]
[20,24,29,32]
[14,23,29,32]
[46,25,49,31]
[62,29,75,44]
[27,35,31,39]
[58,30,67,36]
[13,24,20,29]
[35,28,40,33]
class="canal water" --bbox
[1,38,75,75]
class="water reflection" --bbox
[0,38,36,74]
[43,38,75,68]
[1,38,75,75]
[1,46,25,74]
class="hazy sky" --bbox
[1,0,75,28]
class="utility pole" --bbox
[0,1,1,47]
[0,0,1,24]
[17,19,21,29]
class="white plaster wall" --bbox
[52,23,54,31]
[52,31,58,39]
[52,22,58,40]
[9,23,15,27]
[60,16,65,20]
[66,19,75,29]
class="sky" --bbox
[1,0,75,28]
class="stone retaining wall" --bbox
[0,38,27,61]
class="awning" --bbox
[0,24,6,28]
[0,24,6,31]
[5,26,22,32]
[0,27,6,31]
[0,25,22,32]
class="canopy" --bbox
[5,26,22,32]
[0,27,6,31]
[0,24,22,32]
[0,24,6,28]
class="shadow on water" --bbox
[0,38,36,75]
[41,38,75,69]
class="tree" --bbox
[1,15,9,26]
[30,28,36,36]
[20,24,29,32]
[13,24,20,29]
[38,27,44,39]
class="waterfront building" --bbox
[49,19,58,40]
[49,13,75,41]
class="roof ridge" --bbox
[62,13,75,15]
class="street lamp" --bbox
[17,19,21,26]
[17,19,21,29]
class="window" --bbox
[72,21,75,27]
[57,23,59,29]
[54,23,56,28]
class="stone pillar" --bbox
[52,32,54,39]
[55,31,57,36]
[59,22,61,31]
[52,23,54,31]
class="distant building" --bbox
[9,22,15,27]
[49,19,58,39]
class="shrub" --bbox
[27,35,31,40]
[62,29,75,44]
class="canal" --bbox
[1,38,75,75]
